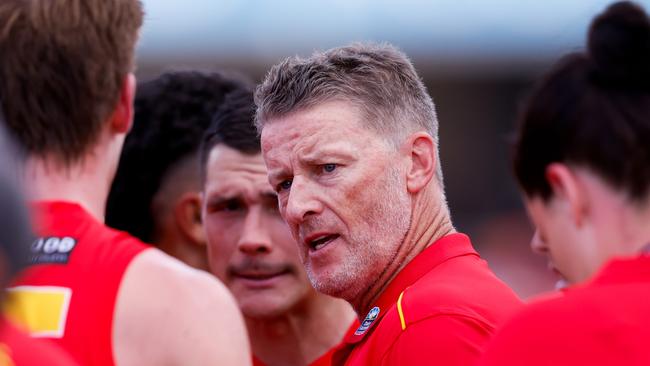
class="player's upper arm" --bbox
[380,314,493,366]
[113,249,251,366]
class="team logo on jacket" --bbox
[354,306,380,336]
[30,236,77,265]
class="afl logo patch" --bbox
[30,236,77,265]
[354,306,380,336]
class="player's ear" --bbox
[110,73,136,134]
[545,163,586,226]
[404,132,436,194]
[174,191,206,247]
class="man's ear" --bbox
[404,132,437,194]
[110,73,136,134]
[174,191,206,246]
[545,163,587,226]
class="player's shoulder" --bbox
[488,292,590,346]
[113,249,247,365]
[125,248,232,302]
[479,291,627,366]
[66,217,149,263]
[397,267,521,327]
[369,284,497,349]
[93,223,150,251]
[513,281,645,331]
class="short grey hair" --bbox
[254,42,444,185]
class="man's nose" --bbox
[283,176,323,225]
[530,230,548,255]
[237,206,272,255]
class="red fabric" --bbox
[0,320,78,365]
[252,322,358,366]
[479,255,650,366]
[252,348,337,366]
[333,233,523,365]
[11,201,149,366]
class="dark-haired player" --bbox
[107,71,246,271]
[201,89,356,366]
[0,1,250,365]
[480,2,650,365]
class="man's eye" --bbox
[323,164,337,173]
[224,201,241,211]
[209,199,242,213]
[278,179,292,192]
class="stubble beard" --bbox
[306,167,412,304]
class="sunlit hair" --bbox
[0,0,144,165]
[254,42,444,185]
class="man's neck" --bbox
[25,154,113,222]
[246,294,354,366]
[607,199,650,257]
[352,187,455,316]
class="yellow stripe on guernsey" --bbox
[3,286,72,338]
[397,291,406,330]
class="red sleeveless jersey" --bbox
[5,201,150,366]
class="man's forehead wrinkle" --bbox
[264,149,295,182]
[205,152,271,198]
[262,102,372,174]
[207,178,273,204]
[263,139,306,181]
[261,127,297,163]
[267,167,286,182]
[260,132,279,158]
[261,120,301,148]
[206,167,266,191]
[221,161,267,175]
[300,139,360,162]
[208,147,266,171]
[204,182,244,201]
[215,163,269,181]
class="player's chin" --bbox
[238,292,301,319]
[307,266,358,300]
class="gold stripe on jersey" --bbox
[397,291,406,330]
[4,286,71,338]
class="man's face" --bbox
[202,145,312,318]
[525,196,599,286]
[261,100,412,302]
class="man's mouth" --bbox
[306,233,340,251]
[233,270,288,281]
[229,263,292,283]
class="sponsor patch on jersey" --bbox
[354,306,380,336]
[4,286,72,338]
[29,236,77,265]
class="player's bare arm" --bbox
[113,249,251,366]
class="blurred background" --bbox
[134,0,650,299]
